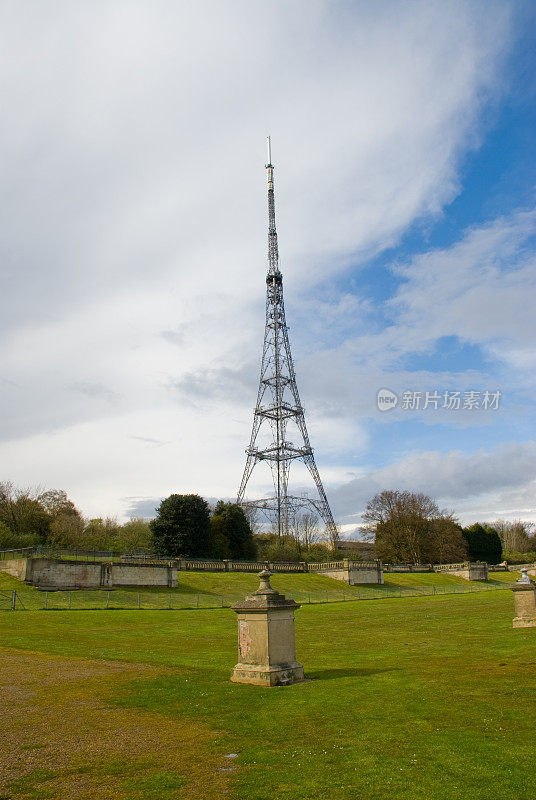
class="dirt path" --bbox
[0,647,232,800]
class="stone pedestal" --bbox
[512,569,536,628]
[230,570,305,686]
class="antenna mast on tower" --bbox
[237,138,338,545]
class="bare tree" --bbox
[290,511,321,552]
[241,505,261,536]
[492,519,535,553]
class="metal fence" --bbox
[0,546,124,562]
[1,580,510,612]
[0,547,35,561]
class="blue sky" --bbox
[0,1,535,533]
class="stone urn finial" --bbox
[254,569,276,595]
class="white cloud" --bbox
[284,202,536,428]
[0,0,524,521]
[390,209,536,364]
[331,441,536,528]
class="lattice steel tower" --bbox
[237,138,338,544]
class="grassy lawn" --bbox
[0,568,520,611]
[1,584,535,800]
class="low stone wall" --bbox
[385,561,489,581]
[4,558,177,589]
[383,564,434,573]
[309,560,383,585]
[2,556,384,588]
[112,564,174,587]
[441,562,489,581]
[0,553,495,588]
[25,558,103,588]
[0,557,28,581]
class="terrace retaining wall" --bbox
[384,561,489,581]
[0,557,29,581]
[0,556,384,588]
[3,554,502,589]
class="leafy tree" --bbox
[364,490,437,563]
[150,494,211,557]
[113,518,152,553]
[363,489,467,564]
[254,532,341,563]
[83,518,121,550]
[0,482,50,543]
[0,520,12,546]
[48,514,85,548]
[429,516,467,564]
[210,502,256,560]
[462,523,502,563]
[0,520,37,548]
[254,533,301,563]
[502,549,536,563]
[38,488,85,547]
[38,489,80,520]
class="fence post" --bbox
[106,591,110,609]
[11,590,16,611]
[168,592,171,610]
[196,594,199,608]
[137,592,140,609]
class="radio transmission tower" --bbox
[237,138,338,545]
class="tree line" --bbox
[2,481,533,564]
[0,483,339,562]
[0,484,257,560]
[361,489,536,564]
[146,495,337,561]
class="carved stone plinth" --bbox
[512,569,536,628]
[230,570,304,686]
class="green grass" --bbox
[1,587,536,799]
[0,568,520,611]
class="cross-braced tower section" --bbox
[237,138,338,545]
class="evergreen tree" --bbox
[210,502,256,560]
[462,523,502,563]
[209,514,231,559]
[150,494,211,557]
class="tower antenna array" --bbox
[237,138,338,545]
